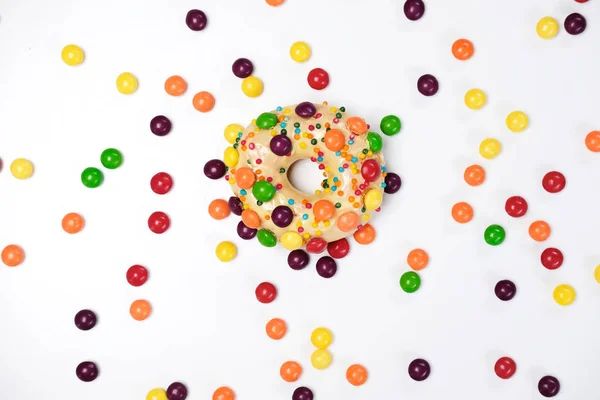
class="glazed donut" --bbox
[224,101,387,251]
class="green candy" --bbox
[100,148,123,169]
[252,180,276,202]
[366,132,383,152]
[380,115,401,136]
[81,167,103,188]
[400,271,421,293]
[257,229,277,247]
[256,112,279,130]
[484,224,506,246]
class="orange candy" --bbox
[464,164,486,186]
[209,199,231,220]
[164,75,187,96]
[451,202,473,223]
[452,39,474,60]
[242,209,261,229]
[266,318,287,340]
[193,91,215,112]
[212,386,235,400]
[324,129,345,152]
[280,361,302,382]
[346,117,368,135]
[313,200,335,222]
[529,220,551,242]
[337,211,360,232]
[407,248,429,270]
[62,212,84,234]
[346,364,368,386]
[130,299,151,321]
[1,244,24,267]
[585,130,600,152]
[353,224,376,245]
[265,0,284,5]
[234,167,256,189]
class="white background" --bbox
[1,0,600,399]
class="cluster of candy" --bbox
[81,148,123,188]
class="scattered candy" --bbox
[538,375,560,397]
[505,196,528,218]
[61,44,85,66]
[306,237,327,254]
[228,197,243,216]
[148,211,170,234]
[127,265,148,287]
[417,74,439,96]
[495,280,516,301]
[311,327,333,349]
[256,282,277,303]
[270,135,293,156]
[452,39,474,60]
[204,159,227,180]
[164,75,187,96]
[354,223,376,244]
[232,58,254,79]
[266,0,285,6]
[404,0,425,21]
[147,388,168,400]
[464,88,486,110]
[408,358,431,381]
[316,256,337,278]
[266,318,287,340]
[327,238,350,259]
[564,13,586,35]
[150,115,172,136]
[100,148,123,169]
[553,284,575,306]
[225,147,239,169]
[494,357,516,379]
[506,111,529,132]
[166,382,188,400]
[280,361,303,382]
[116,72,138,94]
[541,247,563,270]
[81,167,103,188]
[186,9,207,31]
[212,386,235,400]
[380,115,401,136]
[367,132,383,152]
[292,387,314,400]
[595,265,600,284]
[287,249,309,270]
[307,68,329,90]
[313,200,335,222]
[311,349,333,370]
[281,231,303,250]
[479,138,501,159]
[243,211,261,229]
[241,76,264,97]
[290,41,311,63]
[346,364,368,386]
[193,91,215,112]
[585,130,600,152]
[484,224,505,246]
[237,221,257,240]
[295,102,317,118]
[10,158,33,179]
[62,212,84,234]
[324,129,345,152]
[384,172,402,194]
[151,172,173,195]
[224,124,244,144]
[464,164,485,186]
[361,159,382,182]
[400,271,421,293]
[451,202,473,223]
[253,180,276,202]
[537,17,559,39]
[542,171,566,193]
[74,309,97,331]
[216,241,237,262]
[130,299,152,321]
[529,220,551,241]
[1,244,24,267]
[407,248,429,270]
[76,361,99,382]
[209,199,231,220]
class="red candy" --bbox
[541,247,563,270]
[255,282,277,304]
[150,172,173,195]
[127,265,148,287]
[360,159,381,182]
[307,68,329,90]
[306,237,327,254]
[505,196,528,218]
[542,171,566,193]
[327,238,350,259]
[494,357,517,379]
[148,211,170,234]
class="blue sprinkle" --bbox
[317,157,323,162]
[335,151,341,156]
[333,177,339,182]
[280,122,287,128]
[332,186,337,191]
[276,106,283,111]
[302,214,308,220]
[348,140,354,145]
[338,167,344,172]
[238,132,243,137]
[382,166,387,172]
[381,183,387,188]
[295,128,301,134]
[240,189,247,195]
[352,157,358,163]
[288,199,295,205]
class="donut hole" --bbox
[287,159,325,195]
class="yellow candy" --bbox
[224,123,244,144]
[10,158,34,179]
[290,41,311,63]
[146,388,168,400]
[310,327,333,349]
[537,16,559,39]
[116,72,138,95]
[506,111,529,132]
[61,44,85,66]
[553,284,575,306]
[311,349,333,370]
[464,89,487,110]
[224,147,239,168]
[594,265,600,284]
[364,189,382,211]
[479,138,501,159]
[281,231,303,250]
[241,76,263,98]
[216,241,237,262]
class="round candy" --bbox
[506,111,529,132]
[327,238,350,259]
[252,181,276,202]
[347,116,368,134]
[281,231,303,251]
[479,138,501,159]
[81,167,103,188]
[585,130,600,152]
[529,220,551,241]
[130,299,152,321]
[295,102,317,118]
[553,284,575,306]
[237,221,258,240]
[407,248,429,270]
[76,361,98,382]
[61,44,84,66]
[228,197,243,216]
[100,148,123,169]
[216,241,237,262]
[400,271,421,293]
[62,212,84,234]
[564,13,586,35]
[224,123,244,144]
[151,172,173,195]
[241,76,263,97]
[166,382,188,400]
[541,248,563,270]
[311,327,333,349]
[495,357,517,379]
[380,115,401,136]
[404,0,425,20]
[505,196,528,218]
[186,9,207,31]
[495,280,516,301]
[292,387,314,400]
[74,309,97,331]
[361,159,381,182]
[354,224,376,244]
[484,224,505,246]
[270,135,293,156]
[116,72,138,94]
[147,389,168,400]
[165,75,187,96]
[311,349,332,370]
[266,0,285,6]
[270,206,293,228]
[150,115,172,136]
[193,91,215,112]
[542,171,566,193]
[464,88,486,110]
[280,361,302,382]
[204,159,227,180]
[127,265,148,287]
[232,58,253,79]
[209,199,231,220]
[224,148,239,169]
[367,132,383,152]
[235,168,255,190]
[1,244,24,267]
[316,256,337,278]
[464,164,485,186]
[417,74,438,96]
[537,17,559,39]
[148,211,170,234]
[243,210,261,229]
[451,202,473,224]
[313,200,336,222]
[538,375,560,397]
[346,364,368,386]
[452,38,474,60]
[575,0,589,2]
[256,282,277,303]
[408,358,430,381]
[212,387,235,400]
[290,41,311,63]
[324,129,345,152]
[288,249,309,270]
[266,318,287,340]
[384,172,402,194]
[307,68,329,90]
[257,112,278,129]
[10,158,33,179]
[306,237,327,254]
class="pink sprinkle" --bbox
[343,163,349,168]
[359,184,366,190]
[306,203,312,209]
[349,135,355,140]
[298,227,304,233]
[356,224,363,230]
[241,140,246,145]
[333,118,339,123]
[318,152,324,157]
[249,143,255,150]
[375,207,381,212]
[354,190,361,196]
[308,125,315,131]
[256,159,262,164]
[367,124,370,129]
[276,183,283,189]
[267,177,273,182]
[224,175,229,180]
[310,157,317,162]
[315,113,322,119]
[318,164,325,170]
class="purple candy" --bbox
[270,135,293,156]
[316,256,337,278]
[538,376,560,397]
[295,102,317,118]
[237,221,257,240]
[167,382,188,400]
[287,249,309,270]
[408,358,431,381]
[292,386,314,400]
[495,279,516,301]
[150,115,172,136]
[384,172,401,194]
[272,205,294,228]
[404,0,425,21]
[186,9,207,31]
[228,196,244,216]
[74,309,97,331]
[203,159,226,180]
[564,13,586,35]
[232,58,254,79]
[417,74,438,96]
[76,361,99,382]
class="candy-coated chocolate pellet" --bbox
[224,124,244,144]
[150,115,172,136]
[407,248,429,270]
[541,247,563,270]
[257,112,279,129]
[193,91,215,112]
[130,299,151,321]
[241,76,264,97]
[281,361,303,382]
[295,102,316,118]
[232,58,253,79]
[539,375,560,397]
[346,364,368,386]
[229,197,243,216]
[216,241,237,262]
[166,382,188,400]
[484,224,505,246]
[384,172,402,194]
[100,148,123,169]
[290,41,311,63]
[311,349,333,370]
[464,164,485,186]
[151,172,173,195]
[266,0,285,6]
[404,0,425,20]
[116,72,138,94]
[81,167,103,188]
[253,180,276,202]
[242,210,261,229]
[62,212,84,234]
[585,131,600,152]
[10,158,33,179]
[270,134,293,156]
[313,199,336,221]
[148,211,170,234]
[307,68,329,90]
[564,13,586,35]
[367,132,383,152]
[316,256,337,278]
[495,357,516,379]
[74,309,97,331]
[354,223,376,244]
[408,358,430,381]
[464,89,486,110]
[324,129,345,152]
[594,265,600,284]
[479,138,501,159]
[76,361,99,382]
[271,205,293,227]
[452,39,474,60]
[417,74,438,96]
[237,221,257,240]
[224,147,239,168]
[212,386,235,400]
[204,159,227,180]
[311,327,333,349]
[266,318,287,340]
[327,238,350,259]
[209,199,230,220]
[256,282,277,303]
[505,196,528,218]
[364,189,383,210]
[380,115,401,136]
[127,265,148,287]
[451,202,473,223]
[529,220,551,241]
[186,9,207,31]
[147,388,168,400]
[553,284,575,306]
[292,387,313,400]
[164,75,187,96]
[61,44,85,66]
[1,244,24,267]
[537,17,559,39]
[542,171,566,193]
[281,231,303,250]
[400,271,421,293]
[346,116,368,134]
[288,249,309,270]
[495,280,516,301]
[506,111,528,132]
[306,237,327,254]
[361,159,381,182]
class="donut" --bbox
[223,101,388,251]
